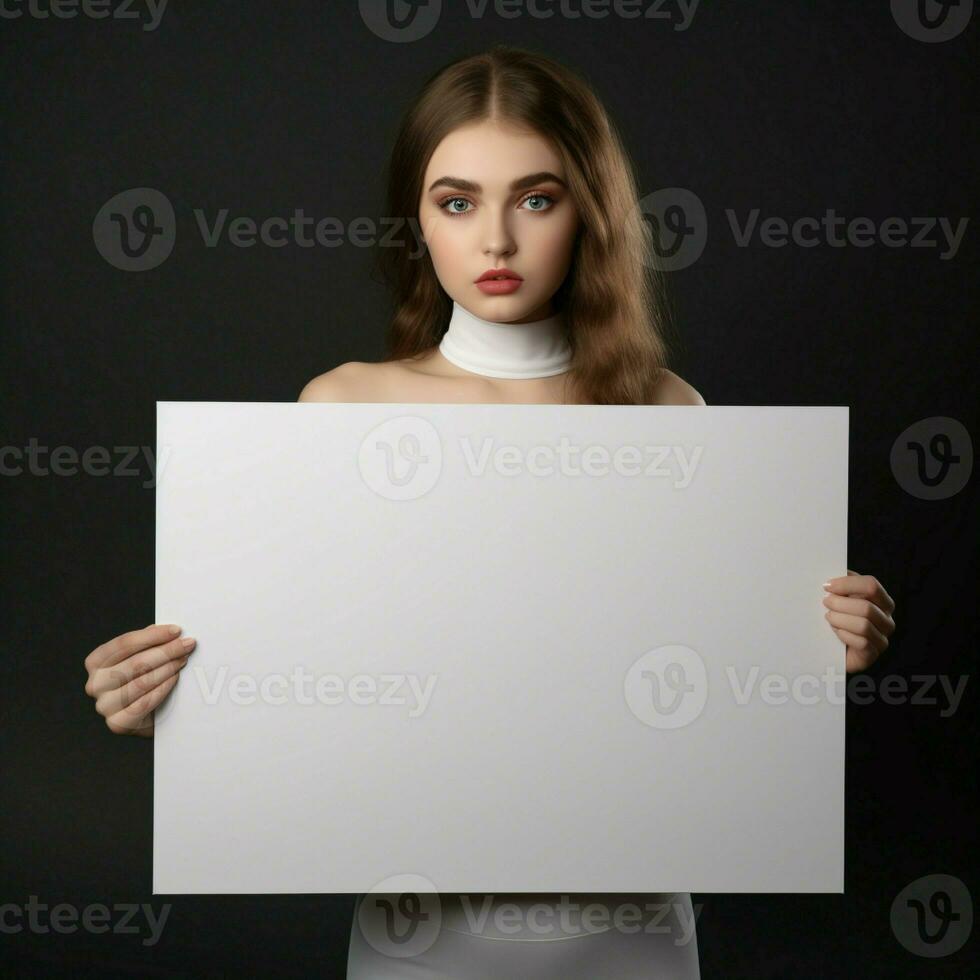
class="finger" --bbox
[85,623,183,672]
[133,717,155,737]
[87,635,196,698]
[830,627,882,673]
[822,574,895,614]
[105,672,181,736]
[825,610,888,651]
[96,654,189,719]
[822,594,895,636]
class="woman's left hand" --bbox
[823,570,896,673]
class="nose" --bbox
[482,208,516,259]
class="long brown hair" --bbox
[372,44,673,405]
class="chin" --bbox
[471,292,538,322]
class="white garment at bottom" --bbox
[346,891,701,978]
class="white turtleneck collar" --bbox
[438,301,572,380]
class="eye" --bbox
[519,193,555,212]
[436,192,558,217]
[438,197,473,216]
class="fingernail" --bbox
[168,624,181,636]
[822,581,833,590]
[181,637,196,651]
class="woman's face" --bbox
[418,119,580,324]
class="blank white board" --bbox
[153,402,848,894]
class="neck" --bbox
[438,301,572,380]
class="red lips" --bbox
[475,267,523,282]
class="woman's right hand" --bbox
[84,624,197,737]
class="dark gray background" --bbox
[1,1,977,976]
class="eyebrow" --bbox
[426,171,567,194]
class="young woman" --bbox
[84,45,896,979]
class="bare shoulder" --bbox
[652,368,706,406]
[297,361,389,402]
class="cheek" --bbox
[527,213,579,270]
[420,204,468,254]
[422,228,465,282]
[418,205,445,260]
